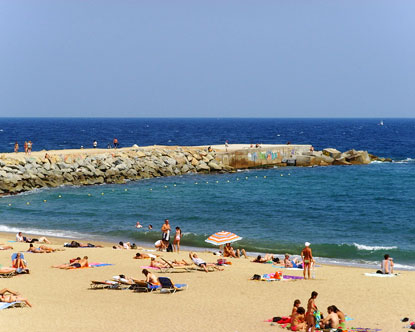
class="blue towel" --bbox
[0,302,14,310]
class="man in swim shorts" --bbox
[301,242,313,279]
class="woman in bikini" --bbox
[290,307,306,331]
[0,288,32,307]
[173,226,182,253]
[306,291,318,332]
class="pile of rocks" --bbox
[0,148,231,195]
[295,148,391,166]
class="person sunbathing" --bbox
[28,244,60,253]
[189,252,223,273]
[64,241,103,248]
[223,243,247,258]
[133,252,160,259]
[0,266,17,274]
[290,306,306,331]
[142,269,159,284]
[284,254,302,268]
[0,245,13,250]
[53,256,89,269]
[150,257,169,269]
[12,253,29,273]
[252,254,276,263]
[0,288,32,307]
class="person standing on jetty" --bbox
[24,141,28,154]
[301,242,313,279]
[113,138,119,149]
[14,142,19,153]
[27,141,32,154]
[93,140,97,148]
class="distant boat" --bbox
[378,120,384,126]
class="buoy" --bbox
[164,185,168,188]
[149,188,152,191]
[101,192,104,195]
[264,176,267,178]
[173,184,176,187]
[58,195,62,198]
[237,178,239,181]
[227,180,230,183]
[206,182,209,184]
[124,189,128,191]
[280,174,283,177]
[43,200,47,203]
[255,176,258,178]
[195,182,198,185]
[216,181,219,183]
[8,203,11,206]
[88,194,91,196]
[245,177,248,179]
[26,202,30,205]
[288,173,291,176]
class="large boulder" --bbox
[323,148,341,159]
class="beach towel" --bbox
[140,266,160,270]
[89,263,113,267]
[364,272,398,277]
[0,302,24,310]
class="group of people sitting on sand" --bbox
[288,291,345,331]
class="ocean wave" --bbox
[0,224,89,239]
[392,157,415,164]
[353,243,398,251]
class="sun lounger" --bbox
[131,281,160,293]
[0,271,16,278]
[158,258,195,273]
[158,277,188,294]
[0,301,27,310]
[89,280,128,290]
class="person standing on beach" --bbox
[24,141,28,154]
[113,138,119,149]
[14,142,19,153]
[173,226,182,253]
[301,242,313,279]
[93,140,97,148]
[161,219,171,242]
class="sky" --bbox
[0,1,414,118]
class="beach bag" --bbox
[251,274,261,280]
[217,259,227,265]
[272,317,282,322]
[166,243,173,252]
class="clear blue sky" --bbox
[1,1,414,118]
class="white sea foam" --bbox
[353,243,398,251]
[393,157,415,164]
[0,224,88,239]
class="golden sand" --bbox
[0,232,412,332]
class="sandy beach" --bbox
[0,232,412,332]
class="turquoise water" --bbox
[1,161,414,269]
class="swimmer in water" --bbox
[135,221,143,229]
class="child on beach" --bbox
[290,307,305,331]
[292,299,301,317]
[173,226,182,252]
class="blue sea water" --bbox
[0,118,414,269]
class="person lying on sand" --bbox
[290,306,306,331]
[252,254,275,263]
[223,243,247,258]
[133,252,160,259]
[16,232,50,244]
[189,252,224,273]
[28,244,63,253]
[52,256,89,269]
[142,269,159,284]
[0,245,13,250]
[64,241,103,248]
[0,288,32,307]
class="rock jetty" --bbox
[0,145,390,196]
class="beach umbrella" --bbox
[205,231,242,245]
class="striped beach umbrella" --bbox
[205,231,242,245]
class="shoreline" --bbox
[1,229,413,272]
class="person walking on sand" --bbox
[173,226,182,252]
[14,142,19,153]
[301,242,313,279]
[24,141,28,154]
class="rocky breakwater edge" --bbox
[0,147,231,196]
[0,146,391,196]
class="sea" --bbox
[0,118,414,270]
